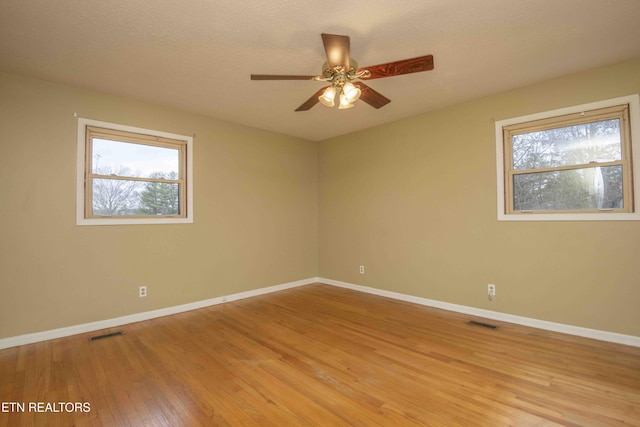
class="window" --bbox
[495,95,640,221]
[77,118,193,225]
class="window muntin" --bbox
[500,102,636,218]
[77,119,193,225]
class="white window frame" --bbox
[76,118,193,225]
[495,94,640,221]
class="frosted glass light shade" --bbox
[318,86,337,107]
[338,92,355,109]
[342,82,361,103]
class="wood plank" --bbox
[1,284,639,426]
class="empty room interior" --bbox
[1,1,640,425]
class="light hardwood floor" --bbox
[1,284,639,426]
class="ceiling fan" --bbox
[250,34,434,111]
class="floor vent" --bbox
[89,331,124,342]
[467,320,498,330]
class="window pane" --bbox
[512,119,621,170]
[138,181,180,215]
[92,179,180,216]
[513,166,623,211]
[92,139,180,179]
[92,178,142,216]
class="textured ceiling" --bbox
[1,0,640,141]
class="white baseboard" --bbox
[2,276,638,349]
[320,277,640,348]
[0,278,317,350]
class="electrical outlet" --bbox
[359,265,365,274]
[488,284,496,300]
[139,286,147,298]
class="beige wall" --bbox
[318,59,640,337]
[0,72,318,339]
[2,58,639,341]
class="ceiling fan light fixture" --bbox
[252,34,432,111]
[342,82,361,103]
[318,86,337,107]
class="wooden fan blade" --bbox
[355,82,391,109]
[321,33,350,69]
[251,74,318,80]
[295,86,330,112]
[358,55,434,80]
